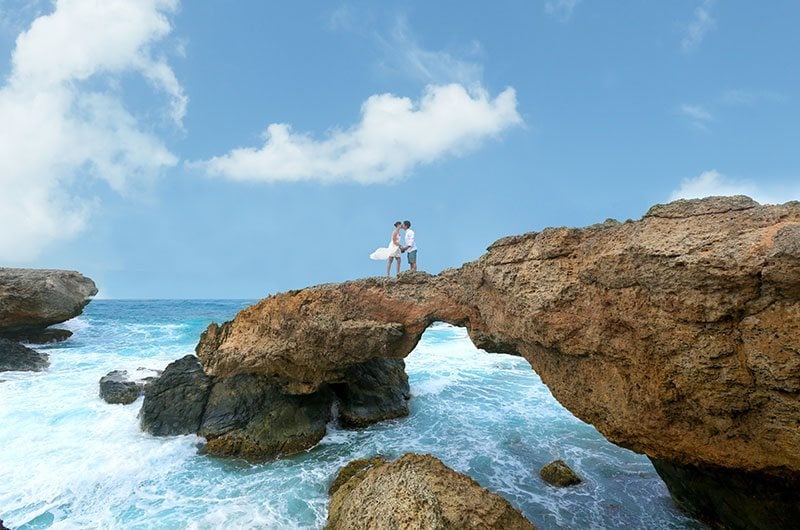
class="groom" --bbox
[400,220,417,271]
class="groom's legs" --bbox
[407,250,417,271]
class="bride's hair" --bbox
[394,221,402,227]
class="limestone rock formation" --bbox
[325,453,535,530]
[0,268,97,341]
[140,355,212,435]
[333,358,410,428]
[0,338,49,372]
[539,460,582,487]
[328,456,388,495]
[194,196,800,529]
[198,373,333,460]
[99,368,161,405]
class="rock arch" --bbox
[191,196,800,529]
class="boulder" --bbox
[334,358,410,428]
[539,460,582,487]
[0,268,97,339]
[199,374,333,460]
[325,453,535,529]
[99,368,161,405]
[140,355,211,435]
[0,337,49,372]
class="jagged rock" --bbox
[0,337,49,372]
[325,453,535,529]
[100,370,140,404]
[328,455,388,495]
[140,355,211,435]
[0,268,97,338]
[334,358,410,428]
[539,460,582,487]
[199,375,333,461]
[99,368,160,405]
[193,197,800,529]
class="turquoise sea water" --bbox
[0,300,704,529]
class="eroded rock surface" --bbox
[140,355,211,435]
[325,453,535,530]
[198,373,333,460]
[0,338,49,372]
[194,196,800,528]
[334,358,410,428]
[0,268,97,339]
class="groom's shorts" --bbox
[407,250,417,264]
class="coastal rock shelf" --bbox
[183,196,800,529]
[0,268,97,343]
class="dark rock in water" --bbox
[0,518,9,530]
[200,377,333,461]
[0,268,97,336]
[140,355,211,435]
[100,368,162,405]
[327,455,388,495]
[100,370,140,405]
[0,338,49,372]
[4,327,73,344]
[651,458,800,530]
[334,358,410,428]
[540,459,582,487]
[326,453,536,530]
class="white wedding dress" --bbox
[370,238,401,260]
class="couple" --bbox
[370,220,417,277]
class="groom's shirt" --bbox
[405,229,416,252]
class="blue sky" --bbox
[1,0,798,298]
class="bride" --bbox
[370,221,403,277]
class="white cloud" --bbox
[681,0,715,52]
[679,103,713,130]
[544,0,581,21]
[0,0,183,262]
[670,170,799,204]
[195,84,522,183]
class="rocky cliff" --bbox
[0,268,97,341]
[192,196,800,528]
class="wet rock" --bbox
[199,375,333,461]
[99,368,160,405]
[326,453,535,529]
[328,455,388,495]
[0,338,49,372]
[334,358,410,428]
[651,458,800,530]
[0,268,97,337]
[539,460,582,487]
[3,328,73,344]
[140,355,211,435]
[100,370,140,404]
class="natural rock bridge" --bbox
[144,196,800,529]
